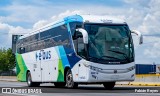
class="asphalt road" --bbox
[0,81,160,96]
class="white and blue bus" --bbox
[14,15,143,89]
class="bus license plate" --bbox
[111,75,119,80]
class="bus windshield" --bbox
[84,23,134,64]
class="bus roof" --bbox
[65,15,126,24]
[19,14,126,39]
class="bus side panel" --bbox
[16,53,28,81]
[39,47,59,82]
[22,51,41,82]
[55,46,81,82]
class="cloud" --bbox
[0,23,30,34]
[33,10,83,29]
[143,36,160,58]
[0,22,31,48]
[136,0,160,62]
[0,1,66,27]
[33,20,48,30]
[144,41,160,58]
[123,0,150,7]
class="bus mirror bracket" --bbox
[131,30,143,44]
[76,28,88,44]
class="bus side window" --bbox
[73,32,77,40]
[20,47,25,54]
[76,31,86,58]
[72,25,83,40]
[69,22,82,39]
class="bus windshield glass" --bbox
[84,23,134,64]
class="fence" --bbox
[0,70,16,76]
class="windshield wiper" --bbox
[108,50,130,62]
[101,55,121,60]
[89,57,103,61]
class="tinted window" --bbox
[69,22,83,36]
[17,24,71,54]
[55,25,70,48]
[17,34,39,54]
[39,24,70,49]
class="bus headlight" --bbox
[127,66,135,71]
[83,63,97,71]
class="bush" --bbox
[0,48,15,71]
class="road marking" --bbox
[127,93,160,96]
[3,93,39,96]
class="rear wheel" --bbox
[103,82,115,90]
[27,72,40,87]
[66,69,78,88]
[54,82,66,87]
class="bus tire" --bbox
[66,69,78,88]
[27,72,40,87]
[54,82,66,87]
[103,82,115,90]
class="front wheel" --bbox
[103,82,115,90]
[66,69,78,88]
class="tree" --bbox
[0,48,15,71]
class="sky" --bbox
[0,0,160,64]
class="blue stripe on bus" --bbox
[55,46,61,59]
[51,15,83,30]
[55,45,81,69]
[56,46,70,68]
[63,47,81,69]
[64,15,83,22]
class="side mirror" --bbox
[131,30,143,44]
[76,28,88,44]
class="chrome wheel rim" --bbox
[27,74,31,85]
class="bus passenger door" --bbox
[76,32,87,81]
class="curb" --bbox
[129,82,160,86]
[0,79,17,82]
[0,76,17,82]
[116,82,160,86]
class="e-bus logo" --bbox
[36,50,51,61]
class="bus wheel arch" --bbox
[64,67,70,82]
[53,67,70,88]
[26,70,33,87]
[26,70,40,87]
[26,70,30,82]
